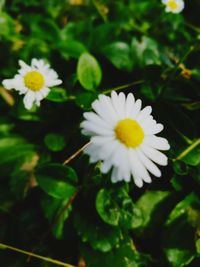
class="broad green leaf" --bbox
[196,239,200,254]
[0,136,36,175]
[77,52,102,90]
[46,87,68,102]
[0,0,5,11]
[37,176,76,199]
[165,248,195,267]
[10,170,31,199]
[170,175,184,191]
[44,133,66,152]
[36,163,77,199]
[41,195,71,239]
[164,219,196,267]
[74,213,122,252]
[164,193,200,267]
[0,119,14,135]
[140,84,162,101]
[102,42,134,71]
[59,40,87,59]
[181,144,200,166]
[96,188,120,226]
[75,92,98,110]
[166,193,200,226]
[131,36,161,66]
[96,187,143,229]
[0,12,16,39]
[136,191,171,230]
[172,161,189,175]
[82,237,152,267]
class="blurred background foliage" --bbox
[0,0,200,266]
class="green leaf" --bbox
[102,42,134,71]
[10,170,30,199]
[75,92,98,110]
[136,191,171,230]
[165,248,195,267]
[36,163,77,199]
[77,52,102,90]
[59,40,87,59]
[181,144,200,166]
[74,213,122,252]
[166,193,200,226]
[0,119,14,135]
[131,36,161,67]
[0,136,36,175]
[0,12,16,39]
[196,239,200,254]
[44,133,66,152]
[96,187,143,229]
[0,0,5,11]
[46,87,68,102]
[41,195,71,239]
[172,161,189,175]
[82,237,152,267]
[96,188,120,226]
[164,193,200,267]
[140,84,161,101]
[164,219,196,267]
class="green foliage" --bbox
[36,163,78,199]
[44,133,66,151]
[0,0,200,267]
[82,237,152,267]
[77,52,102,90]
[46,87,68,103]
[96,186,143,229]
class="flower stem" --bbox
[63,141,91,165]
[103,80,144,95]
[0,243,75,267]
[174,138,200,161]
[185,22,200,33]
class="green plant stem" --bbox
[0,243,75,267]
[174,138,200,161]
[103,80,144,94]
[63,141,91,165]
[175,129,193,145]
[160,46,195,96]
[168,46,194,83]
[185,22,200,33]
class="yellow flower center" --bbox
[115,119,144,148]
[24,71,45,91]
[167,0,178,10]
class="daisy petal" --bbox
[144,123,164,135]
[144,136,170,151]
[130,99,142,119]
[137,106,152,122]
[136,149,161,177]
[141,145,168,166]
[23,91,35,110]
[125,93,135,117]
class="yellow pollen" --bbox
[24,71,44,91]
[167,0,178,10]
[115,119,144,148]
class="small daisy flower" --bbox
[81,91,170,188]
[2,59,62,109]
[162,0,184,13]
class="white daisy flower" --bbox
[2,59,62,110]
[162,0,184,13]
[80,91,170,188]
